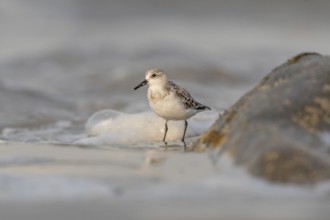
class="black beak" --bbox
[134,79,148,90]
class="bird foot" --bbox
[182,140,187,152]
[162,141,168,151]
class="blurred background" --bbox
[1,0,330,142]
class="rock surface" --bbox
[193,52,330,184]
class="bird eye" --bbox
[152,74,156,78]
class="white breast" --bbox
[147,87,197,120]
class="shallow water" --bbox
[0,142,330,220]
[1,1,330,219]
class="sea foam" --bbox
[76,109,218,146]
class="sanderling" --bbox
[134,68,211,149]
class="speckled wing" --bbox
[167,81,211,110]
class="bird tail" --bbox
[196,104,211,111]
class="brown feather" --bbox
[166,81,210,110]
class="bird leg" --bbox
[181,120,188,151]
[162,120,168,147]
[182,120,188,144]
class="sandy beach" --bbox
[1,141,330,220]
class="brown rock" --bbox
[193,52,330,184]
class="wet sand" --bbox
[1,142,329,220]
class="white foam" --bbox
[1,120,73,143]
[76,109,218,146]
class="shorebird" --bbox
[134,68,211,149]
